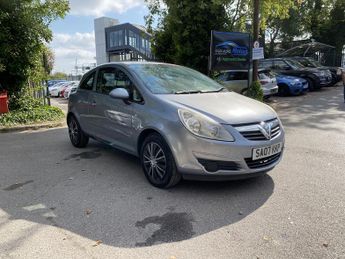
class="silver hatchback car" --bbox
[68,62,285,188]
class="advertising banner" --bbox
[209,31,251,71]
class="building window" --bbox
[128,30,140,50]
[109,30,123,48]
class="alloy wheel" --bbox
[143,142,167,182]
[68,119,79,145]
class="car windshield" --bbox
[286,59,304,69]
[128,63,226,94]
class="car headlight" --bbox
[178,109,234,141]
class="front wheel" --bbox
[140,133,181,188]
[68,115,89,148]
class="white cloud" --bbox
[50,32,96,74]
[69,0,144,16]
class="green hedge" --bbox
[245,80,264,102]
[0,106,64,127]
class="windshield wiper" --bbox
[174,90,202,94]
[201,87,226,93]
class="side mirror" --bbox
[109,88,129,100]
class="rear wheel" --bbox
[278,84,290,96]
[68,115,89,148]
[306,78,315,91]
[140,133,181,188]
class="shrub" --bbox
[0,106,64,127]
[245,80,264,102]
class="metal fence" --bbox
[27,81,50,106]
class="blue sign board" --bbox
[209,31,251,71]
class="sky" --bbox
[49,0,148,74]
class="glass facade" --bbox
[106,24,153,60]
[109,30,123,48]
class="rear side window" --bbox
[80,72,95,90]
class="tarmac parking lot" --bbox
[1,85,345,258]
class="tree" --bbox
[50,72,67,80]
[145,0,228,73]
[145,0,296,73]
[0,0,69,97]
[316,0,345,65]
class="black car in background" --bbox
[259,58,332,91]
[291,56,343,85]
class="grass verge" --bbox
[0,106,64,127]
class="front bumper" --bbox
[166,123,285,180]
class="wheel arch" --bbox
[136,128,175,160]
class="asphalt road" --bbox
[1,86,345,259]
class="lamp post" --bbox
[252,0,260,82]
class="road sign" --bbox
[252,47,264,60]
[253,41,260,48]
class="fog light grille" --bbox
[197,158,240,172]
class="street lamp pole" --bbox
[252,0,260,82]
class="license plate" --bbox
[252,142,283,161]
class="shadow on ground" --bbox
[271,85,345,133]
[0,128,274,249]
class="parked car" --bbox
[49,81,71,97]
[275,74,308,96]
[63,82,79,99]
[68,62,285,188]
[259,58,332,91]
[291,56,343,85]
[216,69,278,97]
[47,80,67,88]
[258,70,279,97]
[60,81,79,98]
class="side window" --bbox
[96,67,143,103]
[80,72,95,90]
[260,61,273,70]
[96,67,117,95]
[233,72,248,80]
[116,70,144,103]
[274,60,290,70]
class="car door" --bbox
[75,71,96,133]
[88,66,141,153]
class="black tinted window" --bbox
[80,72,95,90]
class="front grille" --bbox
[245,152,281,169]
[197,158,240,172]
[235,119,281,141]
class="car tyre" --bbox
[306,78,315,91]
[68,115,89,148]
[140,133,181,188]
[278,84,289,96]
